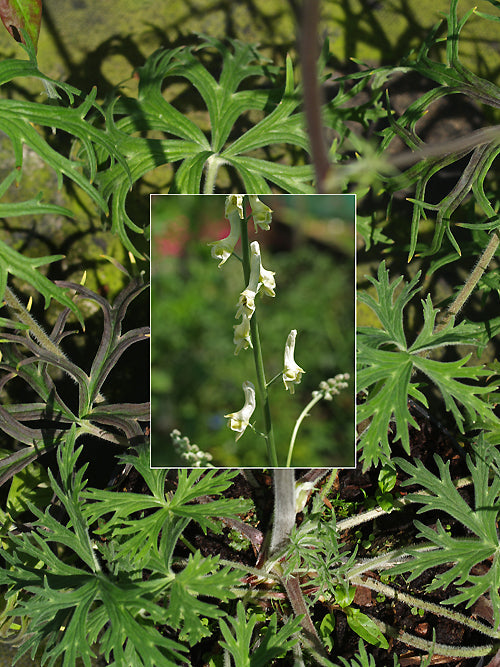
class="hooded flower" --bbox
[235,242,276,318]
[233,313,253,355]
[208,195,245,267]
[225,194,245,219]
[283,329,305,394]
[248,196,272,231]
[224,381,256,440]
[236,289,256,320]
[252,241,276,297]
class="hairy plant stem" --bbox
[270,469,296,555]
[436,230,500,332]
[270,470,329,660]
[352,574,500,640]
[203,155,224,194]
[240,209,278,466]
[336,474,473,532]
[3,286,67,361]
[371,616,498,658]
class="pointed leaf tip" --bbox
[0,0,42,52]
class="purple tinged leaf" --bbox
[0,0,42,51]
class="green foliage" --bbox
[218,601,301,666]
[1,1,500,664]
[344,608,388,650]
[0,427,188,666]
[0,277,149,485]
[82,450,252,569]
[393,440,500,627]
[102,36,315,198]
[351,0,500,259]
[357,262,499,469]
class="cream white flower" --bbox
[283,329,305,394]
[248,196,272,231]
[235,242,276,318]
[233,313,253,355]
[209,214,240,269]
[236,288,256,320]
[250,241,276,297]
[225,194,245,219]
[224,381,256,440]
[256,260,276,299]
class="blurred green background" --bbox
[151,195,355,467]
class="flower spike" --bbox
[224,381,256,440]
[283,329,305,394]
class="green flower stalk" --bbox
[224,381,256,440]
[286,374,350,467]
[239,199,278,466]
[209,194,279,464]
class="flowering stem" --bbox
[240,206,278,466]
[286,393,323,467]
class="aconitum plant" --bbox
[151,194,355,467]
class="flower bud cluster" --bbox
[312,373,350,400]
[170,429,214,467]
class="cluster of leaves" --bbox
[0,433,252,665]
[357,261,499,469]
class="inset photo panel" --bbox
[151,194,355,468]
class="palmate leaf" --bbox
[357,262,499,469]
[218,600,301,667]
[392,441,500,627]
[82,447,252,568]
[100,35,315,204]
[166,551,242,646]
[83,450,249,646]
